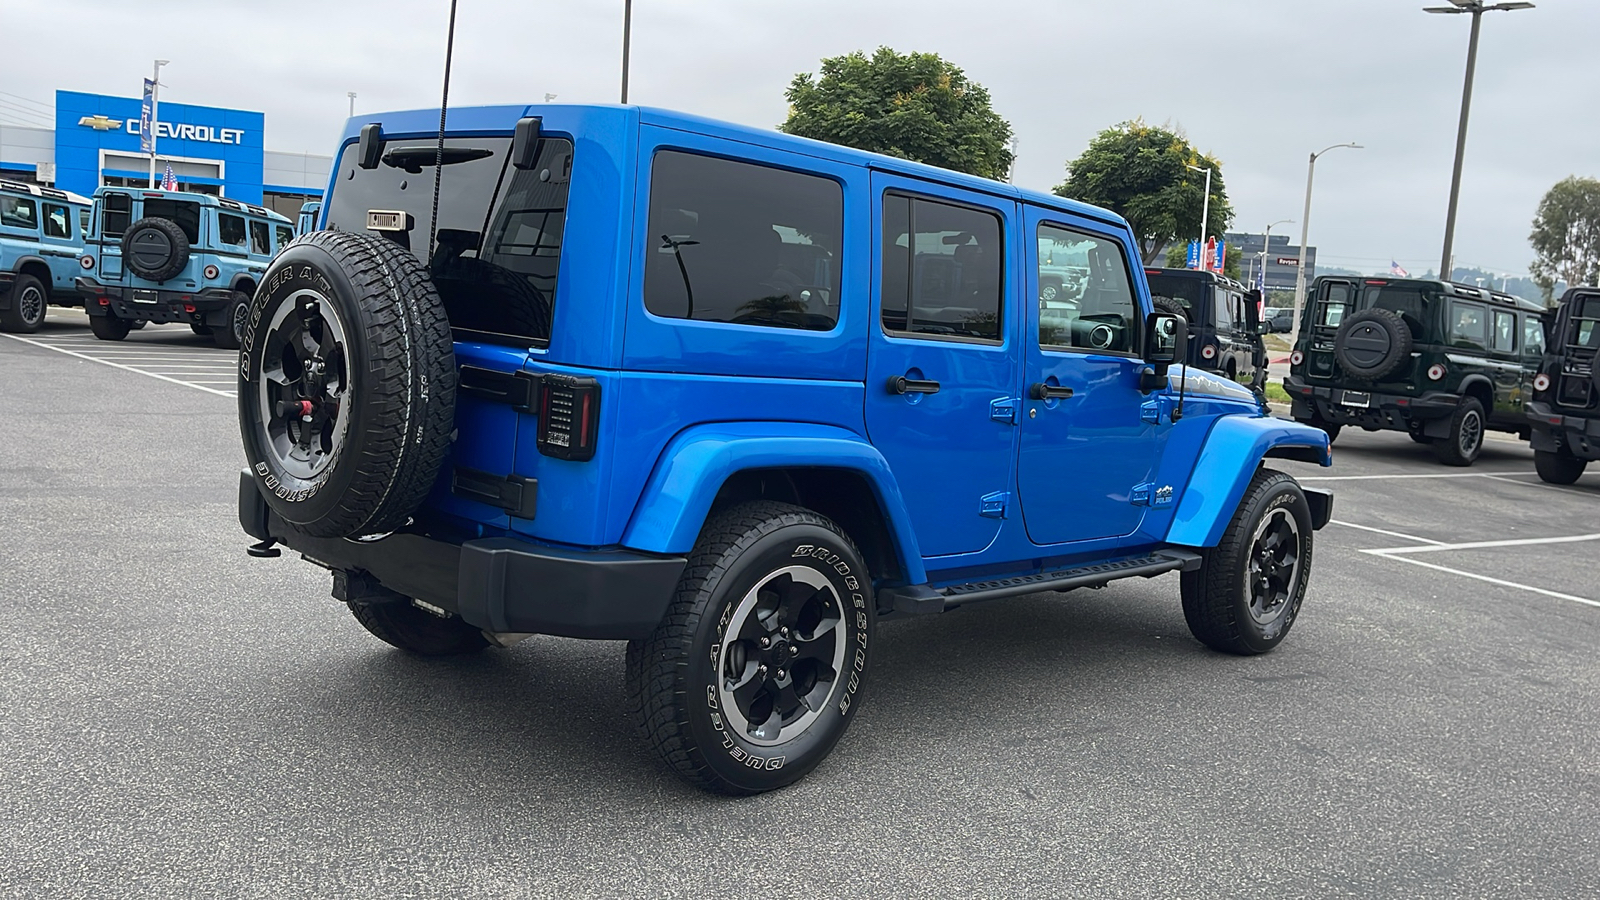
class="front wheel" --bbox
[1433,397,1485,467]
[1181,468,1314,655]
[1534,449,1588,485]
[0,273,47,333]
[626,501,874,795]
[89,312,131,341]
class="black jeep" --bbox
[1284,276,1545,466]
[1527,287,1599,484]
[1144,267,1267,388]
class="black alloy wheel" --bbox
[1246,507,1302,631]
[0,273,47,333]
[212,291,250,350]
[256,292,351,488]
[1433,397,1485,467]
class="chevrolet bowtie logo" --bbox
[78,115,124,131]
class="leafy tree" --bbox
[780,48,1014,180]
[1529,176,1600,302]
[1055,121,1232,264]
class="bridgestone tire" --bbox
[89,312,130,341]
[1534,449,1587,485]
[348,601,489,656]
[121,217,190,282]
[211,290,249,350]
[1334,307,1412,381]
[1432,397,1485,467]
[1181,468,1314,655]
[0,273,47,333]
[626,501,874,795]
[238,230,457,539]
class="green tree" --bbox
[1529,176,1600,302]
[780,47,1014,180]
[1056,121,1232,264]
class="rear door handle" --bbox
[888,376,941,395]
[1030,383,1075,400]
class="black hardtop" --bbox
[1320,274,1542,313]
[1145,267,1250,293]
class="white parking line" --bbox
[1363,533,1600,556]
[1300,472,1534,482]
[1368,553,1599,609]
[0,332,233,398]
[1327,520,1448,545]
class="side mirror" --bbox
[1144,311,1187,368]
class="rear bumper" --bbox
[1283,375,1458,430]
[238,471,686,640]
[76,277,233,322]
[1527,401,1600,460]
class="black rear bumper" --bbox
[76,277,233,323]
[1284,375,1459,431]
[1528,401,1600,461]
[238,471,685,640]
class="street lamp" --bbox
[348,92,357,118]
[1252,219,1294,289]
[1424,0,1535,281]
[1290,142,1361,345]
[1185,163,1211,270]
[147,59,169,189]
[620,0,633,103]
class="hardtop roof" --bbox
[0,179,91,206]
[90,186,291,224]
[1144,266,1252,292]
[1315,274,1542,312]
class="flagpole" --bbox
[148,59,169,189]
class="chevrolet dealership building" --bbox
[0,91,331,218]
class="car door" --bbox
[1487,308,1523,420]
[39,201,81,291]
[1018,209,1167,545]
[864,174,1019,558]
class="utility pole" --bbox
[147,59,169,189]
[620,0,633,103]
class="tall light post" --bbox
[1185,163,1211,269]
[620,0,633,103]
[1290,142,1361,344]
[147,59,169,189]
[1425,0,1534,282]
[347,92,357,118]
[1254,219,1294,290]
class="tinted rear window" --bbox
[1145,274,1209,321]
[142,199,200,244]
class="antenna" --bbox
[429,0,461,261]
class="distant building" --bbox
[1224,232,1317,296]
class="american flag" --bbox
[161,164,178,192]
[1390,260,1410,277]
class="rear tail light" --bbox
[80,255,94,270]
[1290,350,1304,365]
[203,264,219,280]
[536,373,600,461]
[1533,373,1551,392]
[1427,364,1446,381]
[1201,344,1217,360]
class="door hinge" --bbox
[979,491,1010,519]
[989,396,1018,425]
[1130,482,1175,508]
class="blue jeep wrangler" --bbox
[76,188,294,348]
[0,180,92,334]
[236,105,1334,794]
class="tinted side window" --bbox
[645,150,842,332]
[102,194,131,238]
[275,225,293,250]
[1522,316,1545,358]
[249,220,271,255]
[1037,223,1136,353]
[1491,310,1516,353]
[880,194,1002,341]
[1450,301,1488,350]
[1318,282,1352,327]
[142,199,200,244]
[1213,288,1234,329]
[43,203,70,239]
[79,208,90,238]
[1,194,37,229]
[217,213,246,247]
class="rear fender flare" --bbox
[620,422,927,585]
[1165,415,1332,548]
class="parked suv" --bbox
[236,105,1333,795]
[1284,275,1545,466]
[1527,287,1599,484]
[296,200,322,236]
[0,180,91,333]
[75,188,294,348]
[1144,267,1267,387]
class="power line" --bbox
[0,90,52,110]
[0,99,51,125]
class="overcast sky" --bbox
[3,0,1594,277]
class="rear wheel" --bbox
[89,312,131,341]
[348,600,489,655]
[1181,468,1314,655]
[1433,397,1485,467]
[1534,449,1588,485]
[211,290,249,350]
[1296,416,1341,444]
[190,323,213,336]
[0,273,47,333]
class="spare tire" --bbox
[238,230,457,539]
[1152,295,1188,321]
[122,217,190,282]
[1334,307,1413,381]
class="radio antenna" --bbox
[428,0,460,261]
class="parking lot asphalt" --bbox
[2,319,1597,899]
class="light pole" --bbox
[1185,163,1211,270]
[1290,142,1361,344]
[1255,219,1293,291]
[1425,0,1534,282]
[620,0,633,103]
[147,59,169,189]
[348,92,357,118]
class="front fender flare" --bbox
[1165,415,1332,548]
[620,422,927,585]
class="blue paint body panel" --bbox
[1165,414,1333,547]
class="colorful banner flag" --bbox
[1186,241,1201,270]
[1213,239,1226,274]
[140,79,154,154]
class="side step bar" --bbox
[880,549,1202,616]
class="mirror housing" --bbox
[511,116,544,170]
[357,123,385,170]
[1144,311,1187,368]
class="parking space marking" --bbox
[1363,533,1600,556]
[1300,472,1534,482]
[1365,553,1599,609]
[1327,520,1448,545]
[0,332,235,398]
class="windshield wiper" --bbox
[382,146,493,174]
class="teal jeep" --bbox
[1284,275,1545,465]
[0,180,91,333]
[75,188,294,348]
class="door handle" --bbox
[1030,383,1075,400]
[888,375,941,395]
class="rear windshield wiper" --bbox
[381,146,494,174]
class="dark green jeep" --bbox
[1283,276,1546,466]
[1527,287,1599,484]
